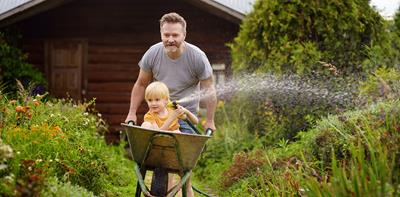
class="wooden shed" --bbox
[0,0,253,143]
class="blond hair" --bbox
[160,12,187,33]
[145,81,170,100]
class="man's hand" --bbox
[125,113,137,124]
[203,120,216,131]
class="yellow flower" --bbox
[217,100,225,108]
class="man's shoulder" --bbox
[185,42,206,56]
[147,42,164,52]
[141,42,163,63]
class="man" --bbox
[125,12,217,132]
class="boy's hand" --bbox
[176,105,188,119]
[171,107,185,119]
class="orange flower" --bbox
[15,106,26,113]
[56,126,62,132]
[26,112,32,119]
[33,100,40,107]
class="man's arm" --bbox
[125,69,152,123]
[200,76,217,131]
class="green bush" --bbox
[0,32,47,96]
[394,7,400,36]
[42,177,95,197]
[0,91,136,196]
[359,67,400,103]
[231,0,386,75]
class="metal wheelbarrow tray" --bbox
[121,123,211,197]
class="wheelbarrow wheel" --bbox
[151,168,168,196]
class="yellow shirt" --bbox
[143,108,180,131]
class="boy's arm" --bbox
[184,108,199,124]
[159,115,178,131]
[141,121,158,129]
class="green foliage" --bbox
[199,98,400,196]
[306,141,397,196]
[231,0,386,75]
[394,8,400,36]
[194,94,265,191]
[362,19,400,70]
[0,90,136,196]
[363,7,400,70]
[359,67,400,103]
[42,177,95,197]
[304,101,400,196]
[0,32,47,95]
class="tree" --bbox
[231,0,386,75]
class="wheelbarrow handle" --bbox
[205,128,213,136]
[127,120,136,126]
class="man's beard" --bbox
[165,43,180,52]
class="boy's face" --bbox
[146,96,168,114]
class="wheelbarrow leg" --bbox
[167,170,192,197]
[182,182,187,197]
[134,163,150,197]
[135,180,142,197]
[135,167,146,197]
[151,167,169,196]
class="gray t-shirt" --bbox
[139,42,212,114]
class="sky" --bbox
[370,0,400,18]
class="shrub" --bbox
[231,0,386,75]
[0,90,136,196]
[0,32,47,96]
[42,177,95,197]
[359,67,400,103]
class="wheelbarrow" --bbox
[121,121,213,197]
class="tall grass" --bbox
[304,101,400,196]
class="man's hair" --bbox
[160,12,187,33]
[145,81,170,101]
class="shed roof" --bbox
[0,0,32,14]
[0,0,255,26]
[213,0,254,14]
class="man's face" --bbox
[161,22,186,54]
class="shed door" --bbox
[45,40,86,100]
